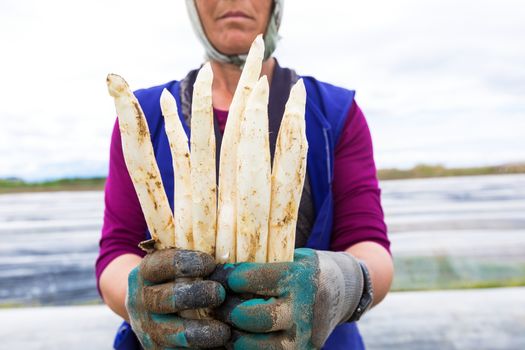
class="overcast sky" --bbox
[1,0,524,181]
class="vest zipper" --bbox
[322,128,331,183]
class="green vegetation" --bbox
[0,299,104,309]
[1,163,524,193]
[0,177,106,194]
[391,255,525,291]
[378,163,525,180]
[0,302,28,309]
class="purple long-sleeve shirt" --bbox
[95,101,390,287]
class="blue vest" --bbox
[113,76,365,350]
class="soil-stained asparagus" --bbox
[190,63,217,256]
[106,74,175,249]
[236,76,272,263]
[106,37,308,266]
[216,35,264,263]
[268,79,308,262]
[160,88,193,250]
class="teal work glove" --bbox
[210,248,373,349]
[126,249,231,349]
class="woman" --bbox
[96,1,393,349]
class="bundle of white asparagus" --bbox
[106,35,308,264]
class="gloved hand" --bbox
[210,248,373,349]
[126,248,231,349]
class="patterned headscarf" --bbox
[185,0,284,66]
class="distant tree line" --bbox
[1,163,524,193]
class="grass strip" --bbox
[0,177,106,194]
[392,255,525,291]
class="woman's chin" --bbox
[213,31,261,56]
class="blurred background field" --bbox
[1,170,524,307]
[1,172,524,349]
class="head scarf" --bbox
[185,0,284,66]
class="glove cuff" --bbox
[346,260,374,322]
[311,250,366,346]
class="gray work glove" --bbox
[210,248,373,349]
[126,249,230,349]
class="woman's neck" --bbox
[210,57,275,111]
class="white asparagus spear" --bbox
[190,63,216,256]
[162,88,210,320]
[236,76,271,263]
[268,79,308,262]
[160,89,193,250]
[216,35,264,263]
[107,74,175,249]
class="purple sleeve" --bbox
[95,119,147,292]
[330,102,391,254]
